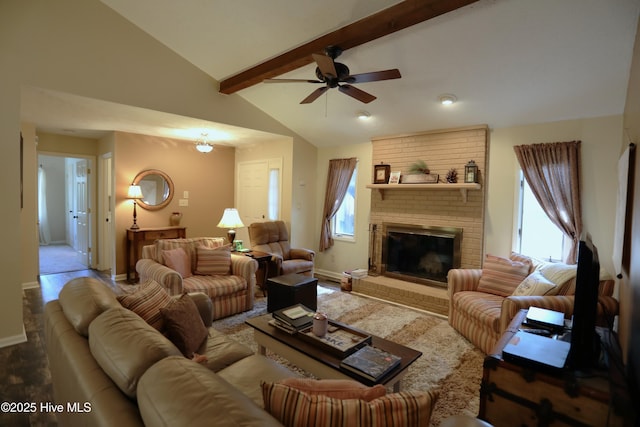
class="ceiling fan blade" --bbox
[348,69,401,84]
[263,78,323,83]
[301,86,329,104]
[339,85,376,103]
[312,53,337,78]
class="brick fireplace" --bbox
[355,125,488,315]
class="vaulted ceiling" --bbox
[25,0,640,147]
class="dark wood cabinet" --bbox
[126,226,186,282]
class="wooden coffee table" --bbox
[245,314,422,391]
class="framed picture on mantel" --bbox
[374,163,390,184]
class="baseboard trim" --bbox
[0,326,27,349]
[22,281,40,290]
[313,269,343,282]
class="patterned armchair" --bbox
[448,254,619,354]
[136,237,258,320]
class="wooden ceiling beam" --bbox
[218,0,479,94]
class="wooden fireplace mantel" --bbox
[366,183,481,202]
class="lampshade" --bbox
[127,185,143,199]
[217,208,245,229]
[217,208,244,246]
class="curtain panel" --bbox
[513,141,582,263]
[319,158,357,252]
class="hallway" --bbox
[38,244,87,275]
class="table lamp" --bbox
[217,208,245,246]
[127,184,144,230]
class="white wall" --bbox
[38,156,66,244]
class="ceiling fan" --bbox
[263,46,401,104]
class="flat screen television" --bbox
[566,233,601,372]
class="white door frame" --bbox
[37,151,96,271]
[98,153,114,273]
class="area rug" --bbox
[213,286,485,426]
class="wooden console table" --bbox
[126,226,186,283]
[480,310,631,426]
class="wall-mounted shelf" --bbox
[366,183,481,202]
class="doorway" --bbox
[38,154,94,275]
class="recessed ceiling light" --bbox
[439,94,457,105]
[357,111,371,120]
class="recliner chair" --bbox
[248,221,315,286]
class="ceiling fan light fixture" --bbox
[357,111,371,120]
[195,133,214,153]
[439,94,457,105]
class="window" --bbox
[516,172,565,261]
[333,165,357,239]
[268,168,280,220]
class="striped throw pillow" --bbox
[278,378,386,401]
[477,254,531,297]
[116,279,173,331]
[262,382,437,427]
[194,245,232,275]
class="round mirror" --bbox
[133,169,174,211]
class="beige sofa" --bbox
[44,277,295,427]
[45,277,440,427]
[136,237,258,319]
[448,254,619,354]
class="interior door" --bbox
[237,160,269,226]
[74,159,90,266]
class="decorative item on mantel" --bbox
[373,162,390,184]
[446,168,458,183]
[169,211,182,226]
[464,160,479,183]
[401,160,438,184]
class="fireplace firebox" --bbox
[381,223,462,288]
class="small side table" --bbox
[266,273,318,313]
[244,250,272,296]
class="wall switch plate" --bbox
[179,199,189,206]
[183,191,189,198]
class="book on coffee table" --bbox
[272,304,314,330]
[340,345,401,382]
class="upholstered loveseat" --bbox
[448,253,619,354]
[136,237,258,319]
[248,221,315,285]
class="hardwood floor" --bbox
[38,269,118,304]
[0,269,115,427]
